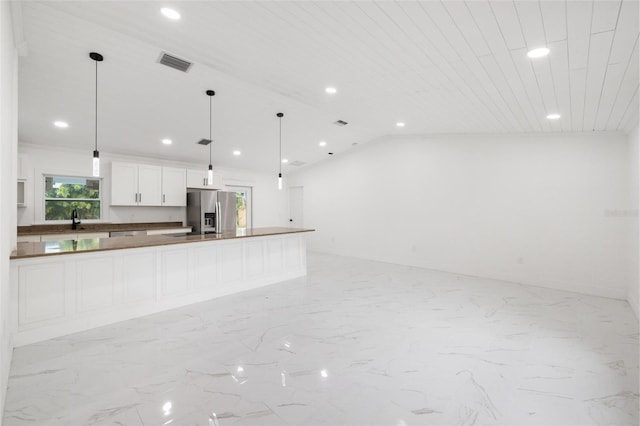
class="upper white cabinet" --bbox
[186,169,224,190]
[137,165,162,206]
[161,167,186,206]
[112,162,185,207]
[111,162,140,206]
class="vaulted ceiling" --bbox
[16,1,639,173]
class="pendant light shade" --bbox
[277,112,284,190]
[90,52,103,177]
[206,90,215,185]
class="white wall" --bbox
[0,0,18,417]
[290,132,632,300]
[628,124,639,318]
[17,143,288,228]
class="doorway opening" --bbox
[288,186,303,228]
[226,185,253,230]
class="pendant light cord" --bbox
[279,116,282,175]
[209,95,212,165]
[94,59,98,152]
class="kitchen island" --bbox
[10,227,314,346]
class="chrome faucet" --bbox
[71,209,81,230]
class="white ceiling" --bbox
[16,1,639,173]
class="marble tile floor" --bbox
[3,252,639,426]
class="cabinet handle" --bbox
[139,193,142,203]
[163,194,166,203]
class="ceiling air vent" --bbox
[289,160,306,167]
[334,120,348,126]
[158,52,193,73]
[197,139,212,146]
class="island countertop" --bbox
[11,227,315,259]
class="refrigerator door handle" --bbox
[216,201,222,233]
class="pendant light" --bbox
[277,112,284,190]
[206,90,215,185]
[89,52,103,177]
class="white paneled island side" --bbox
[10,227,313,347]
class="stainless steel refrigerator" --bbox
[187,190,237,234]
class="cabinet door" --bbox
[137,165,162,206]
[186,169,208,189]
[41,233,78,241]
[78,232,110,239]
[209,173,224,190]
[162,167,186,206]
[111,162,138,206]
[17,235,41,243]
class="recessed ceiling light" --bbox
[527,47,550,58]
[281,158,289,163]
[53,121,68,128]
[396,122,405,127]
[160,7,181,20]
[233,150,241,156]
[325,87,337,94]
[546,113,561,120]
[319,141,327,147]
[162,138,172,145]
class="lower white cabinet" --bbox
[161,249,189,297]
[10,234,307,347]
[76,256,115,313]
[17,235,40,243]
[36,232,109,242]
[41,233,78,242]
[80,232,110,239]
[123,252,156,304]
[18,263,66,326]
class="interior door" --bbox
[288,186,303,228]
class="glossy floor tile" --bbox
[4,252,639,425]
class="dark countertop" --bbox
[18,222,185,236]
[11,227,315,259]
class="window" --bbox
[44,176,101,221]
[226,186,252,230]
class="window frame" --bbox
[41,174,104,224]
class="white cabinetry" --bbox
[111,162,161,206]
[39,232,110,242]
[40,234,75,242]
[17,235,40,243]
[11,234,308,347]
[137,165,162,206]
[161,167,186,206]
[112,162,185,206]
[186,169,224,190]
[111,162,140,206]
